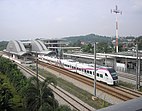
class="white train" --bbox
[39,55,118,85]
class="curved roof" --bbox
[4,40,53,56]
[5,40,27,55]
[31,40,48,52]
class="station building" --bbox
[2,39,55,64]
[2,38,80,63]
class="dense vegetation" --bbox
[0,57,75,111]
[63,34,142,53]
[134,36,142,50]
[0,57,27,110]
[81,42,114,53]
[0,41,8,51]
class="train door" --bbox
[104,72,109,84]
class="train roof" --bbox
[41,56,115,71]
[61,59,114,70]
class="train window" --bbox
[97,73,99,77]
[100,74,103,78]
[87,70,89,73]
[105,73,108,76]
[85,70,86,73]
[90,71,92,74]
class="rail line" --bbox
[118,72,142,82]
[17,62,94,111]
[39,61,142,101]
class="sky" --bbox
[0,0,142,41]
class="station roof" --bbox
[4,40,27,56]
[48,47,81,49]
[31,50,55,55]
[4,40,53,56]
[63,53,106,60]
[97,97,142,111]
[31,40,48,52]
[64,52,142,60]
[97,52,142,59]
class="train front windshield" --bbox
[107,68,118,80]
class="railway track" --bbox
[118,72,142,82]
[39,61,142,101]
[17,63,95,111]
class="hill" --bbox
[63,34,112,44]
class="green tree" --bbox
[0,57,27,94]
[0,83,13,111]
[134,36,142,50]
[81,43,93,53]
[24,76,58,111]
[0,41,8,51]
[118,43,128,52]
[96,42,114,53]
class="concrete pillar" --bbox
[125,58,128,72]
[138,58,141,87]
[105,55,107,66]
[113,57,117,71]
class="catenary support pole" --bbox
[36,52,39,90]
[136,44,139,90]
[94,43,96,97]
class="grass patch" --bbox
[119,80,142,92]
[29,65,111,109]
[118,80,135,89]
